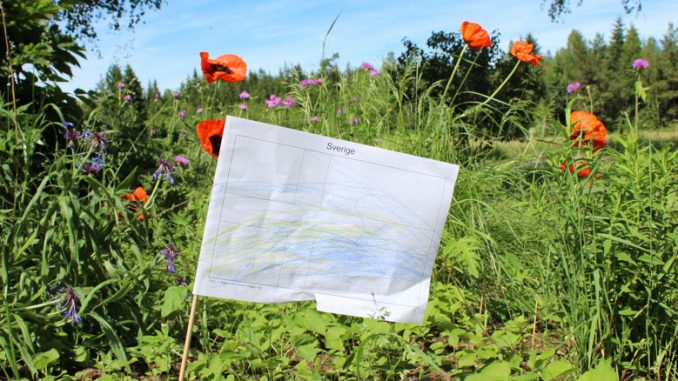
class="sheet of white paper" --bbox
[193,116,459,324]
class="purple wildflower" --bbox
[63,122,80,142]
[154,91,161,101]
[265,95,282,108]
[300,78,322,88]
[632,58,649,71]
[82,155,104,175]
[178,110,186,119]
[64,129,81,142]
[566,82,581,94]
[282,96,296,108]
[196,107,204,114]
[309,116,320,124]
[239,90,250,100]
[152,156,176,184]
[349,117,360,126]
[89,132,110,153]
[360,62,375,71]
[160,243,180,273]
[172,90,180,99]
[123,94,132,102]
[81,129,91,139]
[174,155,190,167]
[239,103,248,111]
[57,287,82,324]
[117,81,125,89]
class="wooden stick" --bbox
[179,294,199,381]
[531,300,539,348]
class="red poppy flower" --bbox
[460,21,492,49]
[510,41,544,67]
[200,52,247,84]
[570,111,607,151]
[196,119,226,158]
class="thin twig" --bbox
[532,300,539,348]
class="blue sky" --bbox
[62,0,677,92]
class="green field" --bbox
[1,2,677,380]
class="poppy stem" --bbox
[450,52,481,106]
[440,45,468,104]
[460,59,521,118]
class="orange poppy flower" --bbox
[123,186,148,219]
[510,41,543,67]
[200,52,247,84]
[560,162,592,178]
[196,119,226,158]
[124,186,148,202]
[460,21,492,50]
[570,111,606,151]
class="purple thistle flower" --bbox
[58,287,82,324]
[239,103,248,111]
[282,96,296,108]
[196,107,204,114]
[265,95,282,108]
[178,110,186,119]
[82,155,104,175]
[154,91,161,101]
[123,94,132,102]
[160,243,180,273]
[632,58,649,71]
[239,90,250,100]
[360,62,375,71]
[172,90,180,99]
[117,81,125,89]
[349,117,360,126]
[309,116,320,124]
[152,156,177,184]
[174,155,190,167]
[566,82,581,94]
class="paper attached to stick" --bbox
[193,117,459,324]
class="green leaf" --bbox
[32,349,59,370]
[296,344,321,361]
[161,286,188,318]
[576,358,617,381]
[543,360,574,381]
[466,360,511,381]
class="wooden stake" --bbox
[531,300,539,348]
[179,294,199,381]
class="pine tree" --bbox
[656,23,678,120]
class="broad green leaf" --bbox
[466,360,511,381]
[577,358,617,381]
[32,349,59,369]
[161,286,187,318]
[543,360,574,381]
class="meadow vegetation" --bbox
[0,2,676,380]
